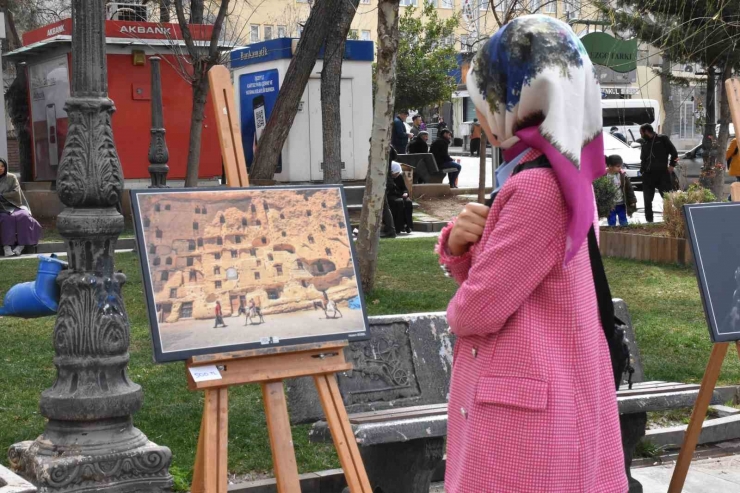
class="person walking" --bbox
[469,118,482,156]
[727,137,740,181]
[639,123,678,222]
[431,128,461,188]
[606,155,637,227]
[392,110,411,153]
[437,16,627,493]
[214,301,227,328]
[0,157,41,256]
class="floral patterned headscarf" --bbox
[467,15,605,264]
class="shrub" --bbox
[593,175,619,219]
[663,184,717,238]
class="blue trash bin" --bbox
[0,254,67,318]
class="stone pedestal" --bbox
[359,438,445,493]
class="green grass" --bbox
[38,221,135,243]
[0,238,736,479]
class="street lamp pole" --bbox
[148,57,170,188]
[8,2,172,490]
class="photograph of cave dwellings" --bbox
[135,187,365,357]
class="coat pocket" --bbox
[474,376,548,412]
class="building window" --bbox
[297,260,304,270]
[338,221,345,228]
[150,245,156,254]
[479,0,487,10]
[215,253,221,260]
[267,289,280,300]
[321,201,326,208]
[308,235,315,244]
[361,0,370,3]
[250,248,257,257]
[263,202,269,211]
[306,210,312,217]
[261,236,267,244]
[441,0,453,7]
[316,262,325,273]
[564,0,580,13]
[166,257,172,265]
[268,253,274,261]
[202,207,207,214]
[156,229,163,239]
[264,25,274,40]
[320,224,326,232]
[188,240,196,251]
[349,29,358,40]
[220,215,226,224]
[242,218,248,226]
[280,213,285,219]
[214,266,221,275]
[360,30,371,41]
[400,0,418,5]
[217,237,223,245]
[195,206,201,214]
[153,257,161,266]
[170,288,177,298]
[155,204,161,212]
[544,0,556,13]
[275,265,283,275]
[165,204,171,211]
[193,221,199,230]
[190,270,197,282]
[251,204,256,213]
[187,257,194,267]
[231,250,238,258]
[325,247,332,256]
[282,231,287,237]
[255,272,261,280]
[250,24,260,43]
[460,34,469,51]
[301,280,309,288]
[144,217,150,227]
[235,235,242,244]
[198,238,204,248]
[256,219,262,226]
[277,25,287,38]
[297,24,304,38]
[426,0,438,6]
[161,270,169,281]
[215,281,222,289]
[180,302,193,318]
[256,260,262,266]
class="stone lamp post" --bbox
[148,57,169,188]
[8,2,173,491]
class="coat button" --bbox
[472,347,478,358]
[460,407,468,419]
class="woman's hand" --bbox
[448,203,490,256]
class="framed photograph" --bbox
[685,202,740,343]
[130,185,370,362]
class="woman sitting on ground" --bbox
[0,158,41,256]
[386,161,413,234]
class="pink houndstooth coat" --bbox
[437,168,628,493]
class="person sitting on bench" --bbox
[430,128,460,188]
[387,161,413,234]
[408,131,430,154]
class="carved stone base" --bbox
[8,418,172,493]
[620,412,647,493]
[359,437,444,493]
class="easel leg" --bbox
[314,373,372,493]
[192,388,229,493]
[262,381,301,493]
[668,342,729,493]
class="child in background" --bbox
[606,154,637,227]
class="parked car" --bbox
[604,131,643,187]
[678,125,736,189]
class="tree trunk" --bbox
[250,0,342,180]
[321,0,359,184]
[190,0,204,24]
[660,55,676,138]
[702,68,717,171]
[159,0,170,23]
[717,63,733,159]
[357,0,401,293]
[184,66,209,187]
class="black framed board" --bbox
[685,202,740,342]
[130,185,370,362]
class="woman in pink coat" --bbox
[436,16,628,492]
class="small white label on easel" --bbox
[260,337,271,345]
[271,337,280,344]
[189,365,222,382]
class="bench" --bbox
[287,305,738,493]
[395,154,457,184]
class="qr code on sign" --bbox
[256,110,265,129]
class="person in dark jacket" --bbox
[639,123,678,222]
[391,110,411,153]
[381,147,398,237]
[605,155,637,226]
[387,161,413,234]
[408,131,430,154]
[430,129,460,187]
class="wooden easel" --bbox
[187,68,373,493]
[668,78,740,492]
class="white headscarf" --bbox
[390,161,403,175]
